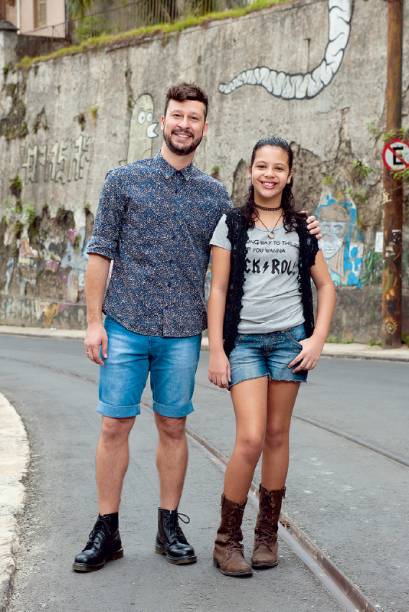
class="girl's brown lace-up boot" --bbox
[251,485,286,569]
[213,495,253,577]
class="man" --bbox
[73,83,321,572]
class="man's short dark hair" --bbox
[164,83,208,119]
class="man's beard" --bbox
[163,128,203,156]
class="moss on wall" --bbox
[0,81,28,141]
[18,0,287,69]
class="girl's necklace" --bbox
[256,212,283,239]
[254,203,282,211]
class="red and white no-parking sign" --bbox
[382,138,409,172]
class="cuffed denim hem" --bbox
[96,402,141,418]
[152,400,194,418]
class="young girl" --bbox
[207,137,336,577]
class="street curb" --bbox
[200,337,409,362]
[0,326,85,340]
[1,325,409,362]
[0,394,29,611]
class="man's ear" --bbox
[203,121,209,136]
[160,115,165,130]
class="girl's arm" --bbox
[289,251,336,372]
[207,245,231,388]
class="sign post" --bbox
[381,0,404,349]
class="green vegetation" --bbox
[23,204,37,226]
[88,105,98,127]
[392,167,409,184]
[361,251,382,286]
[382,127,409,143]
[346,185,368,207]
[18,0,287,69]
[0,83,29,141]
[2,62,13,78]
[9,175,22,199]
[351,159,373,180]
[326,335,355,344]
[67,0,94,18]
[402,334,409,347]
[74,15,108,42]
[322,175,334,187]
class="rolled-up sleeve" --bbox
[87,169,126,260]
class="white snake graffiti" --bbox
[218,0,352,99]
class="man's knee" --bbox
[156,415,186,442]
[100,416,134,445]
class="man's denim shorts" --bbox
[97,316,202,419]
[229,322,308,388]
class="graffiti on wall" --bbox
[218,0,352,99]
[315,193,364,287]
[2,206,91,317]
[127,94,158,163]
[20,134,93,184]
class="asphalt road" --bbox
[0,334,408,611]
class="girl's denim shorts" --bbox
[229,322,308,388]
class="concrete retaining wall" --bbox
[0,0,408,341]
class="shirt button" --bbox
[167,282,171,287]
[169,259,173,264]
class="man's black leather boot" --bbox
[155,508,197,565]
[72,515,123,572]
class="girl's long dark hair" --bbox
[241,136,303,231]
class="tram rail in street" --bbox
[182,421,378,612]
[1,352,397,611]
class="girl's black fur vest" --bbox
[223,208,319,357]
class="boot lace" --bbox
[85,520,110,551]
[175,512,190,540]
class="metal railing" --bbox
[23,0,251,42]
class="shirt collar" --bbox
[154,151,195,181]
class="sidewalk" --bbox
[1,325,408,362]
[0,394,29,610]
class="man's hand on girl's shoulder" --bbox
[301,212,322,240]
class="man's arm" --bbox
[84,254,111,365]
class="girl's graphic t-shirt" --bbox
[210,214,304,334]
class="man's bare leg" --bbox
[73,415,135,572]
[96,416,135,513]
[154,413,196,564]
[154,414,187,510]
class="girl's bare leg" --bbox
[223,377,268,503]
[261,381,300,490]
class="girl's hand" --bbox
[208,350,231,388]
[288,336,325,372]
